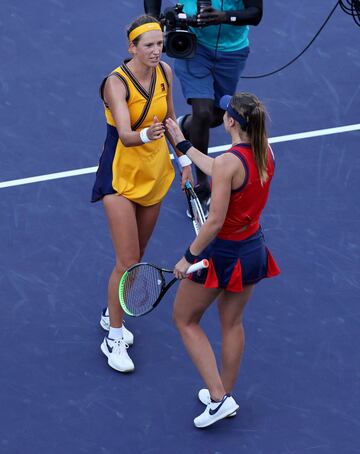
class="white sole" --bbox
[100,342,135,373]
[194,405,240,428]
[198,392,237,417]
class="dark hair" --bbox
[126,15,161,46]
[231,93,269,184]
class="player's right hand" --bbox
[180,165,194,190]
[147,116,165,140]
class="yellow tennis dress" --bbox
[91,61,175,206]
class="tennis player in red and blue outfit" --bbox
[165,92,280,428]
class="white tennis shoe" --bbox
[194,394,239,428]
[198,388,211,405]
[101,336,135,373]
[100,308,134,345]
[198,388,237,417]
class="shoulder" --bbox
[159,60,171,72]
[103,71,129,102]
[214,152,244,176]
[159,61,173,80]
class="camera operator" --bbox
[144,0,263,216]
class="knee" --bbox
[173,306,201,335]
[114,257,139,277]
[219,313,244,331]
[211,112,224,128]
[192,106,213,127]
[173,307,192,333]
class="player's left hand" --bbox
[181,165,194,189]
[197,8,227,25]
[174,257,191,280]
[165,118,184,144]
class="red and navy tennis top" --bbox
[217,143,275,241]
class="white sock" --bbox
[109,326,123,340]
[105,307,109,316]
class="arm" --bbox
[198,0,263,26]
[165,117,214,176]
[161,62,180,153]
[187,146,214,177]
[188,155,234,254]
[104,75,165,147]
[161,62,193,186]
[173,154,245,278]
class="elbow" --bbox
[253,16,262,26]
[248,8,263,26]
[118,135,132,147]
[206,216,224,234]
[254,9,263,26]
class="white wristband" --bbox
[139,128,151,143]
[178,155,192,168]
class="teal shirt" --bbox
[181,0,249,52]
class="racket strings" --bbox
[188,190,205,235]
[120,265,164,316]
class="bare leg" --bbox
[103,195,140,328]
[103,195,161,328]
[136,202,162,259]
[217,285,254,393]
[173,279,225,400]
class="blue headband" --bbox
[219,95,248,129]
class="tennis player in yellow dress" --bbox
[91,15,193,372]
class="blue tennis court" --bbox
[1,1,359,453]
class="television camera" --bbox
[162,1,211,59]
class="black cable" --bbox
[241,1,340,79]
[176,0,359,80]
[339,0,360,26]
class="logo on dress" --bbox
[160,83,165,92]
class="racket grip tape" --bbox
[186,259,209,274]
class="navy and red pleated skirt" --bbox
[189,227,280,292]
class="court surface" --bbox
[0,1,359,453]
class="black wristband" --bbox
[184,246,198,263]
[176,140,193,155]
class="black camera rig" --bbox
[161,1,212,59]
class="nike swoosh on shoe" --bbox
[105,339,113,353]
[209,397,228,416]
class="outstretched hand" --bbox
[147,116,165,141]
[165,118,194,189]
[165,118,185,145]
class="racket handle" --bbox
[186,259,209,274]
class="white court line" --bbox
[1,123,359,189]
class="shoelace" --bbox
[112,339,129,354]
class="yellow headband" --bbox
[128,23,162,42]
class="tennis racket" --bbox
[119,259,209,317]
[184,180,206,235]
